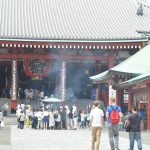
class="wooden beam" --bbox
[0,53,116,61]
[0,40,143,47]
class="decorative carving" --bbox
[133,92,147,103]
[78,49,108,56]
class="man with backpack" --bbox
[106,97,122,150]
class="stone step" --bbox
[4,122,17,125]
[3,117,17,125]
[0,98,11,109]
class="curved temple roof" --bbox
[0,0,149,41]
[118,72,150,87]
[90,44,150,82]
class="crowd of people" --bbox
[16,102,91,131]
[19,88,45,103]
[15,97,144,150]
[0,95,144,150]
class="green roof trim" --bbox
[90,44,150,82]
[89,71,110,82]
[119,72,150,87]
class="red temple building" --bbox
[90,44,150,130]
[0,0,149,112]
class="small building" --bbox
[90,44,150,130]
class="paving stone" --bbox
[10,126,150,150]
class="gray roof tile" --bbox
[0,0,149,41]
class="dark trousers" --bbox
[61,120,66,129]
[32,117,38,129]
[55,121,60,129]
[20,121,25,129]
[108,124,119,150]
[129,132,142,150]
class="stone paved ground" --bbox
[0,125,150,150]
[11,126,150,150]
[0,125,11,150]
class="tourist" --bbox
[16,106,22,128]
[73,110,78,130]
[86,110,90,128]
[54,109,61,129]
[90,101,104,150]
[19,111,26,129]
[21,102,25,111]
[77,110,81,129]
[0,109,3,128]
[49,109,55,129]
[40,90,44,101]
[60,107,67,129]
[87,102,92,112]
[127,106,142,150]
[31,108,38,129]
[25,107,31,128]
[81,110,86,129]
[68,108,73,129]
[72,104,77,115]
[43,108,49,129]
[106,97,122,150]
[37,109,43,129]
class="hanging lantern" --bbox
[24,58,50,77]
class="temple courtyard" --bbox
[0,125,150,150]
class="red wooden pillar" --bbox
[97,65,101,100]
[116,89,124,106]
[97,84,100,99]
[116,89,120,106]
[108,57,114,69]
[147,87,150,131]
[128,89,133,111]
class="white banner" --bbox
[109,85,116,99]
[60,61,66,100]
[11,60,17,100]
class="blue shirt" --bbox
[106,105,121,125]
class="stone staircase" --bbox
[3,115,17,126]
[67,99,93,111]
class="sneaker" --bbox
[115,148,120,150]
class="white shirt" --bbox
[37,111,43,120]
[90,107,104,127]
[20,104,25,110]
[43,111,49,116]
[40,91,44,98]
[72,105,77,113]
[54,114,61,122]
[81,113,86,121]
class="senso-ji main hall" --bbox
[0,0,149,113]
